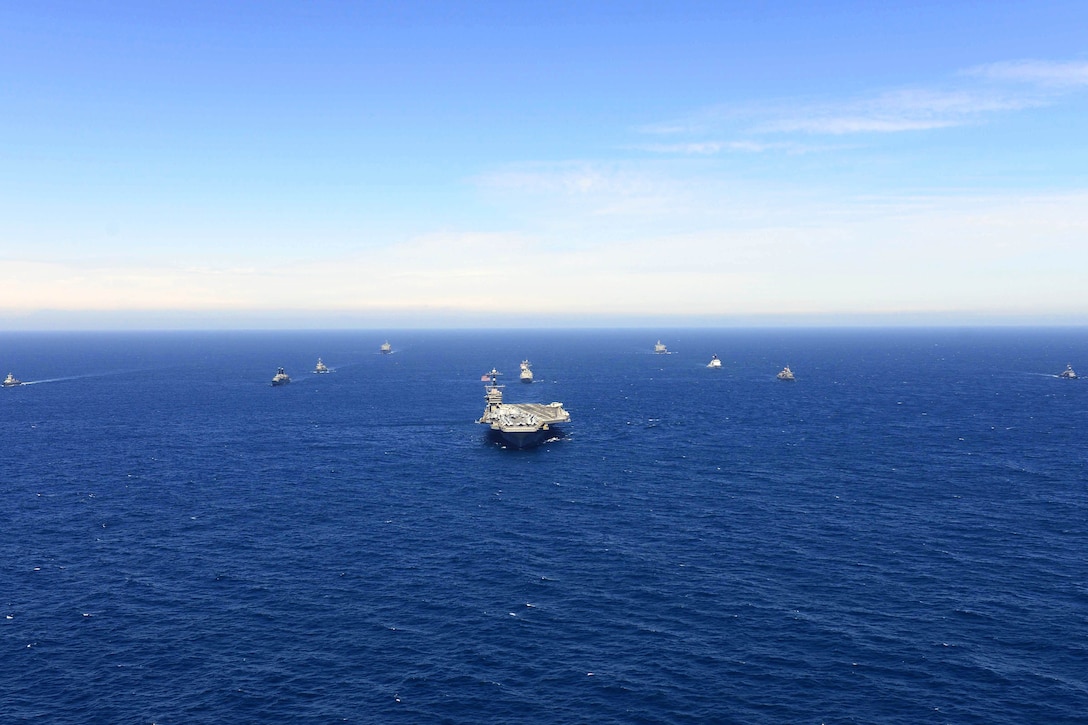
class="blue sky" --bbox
[2,1,1087,328]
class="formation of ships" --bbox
[5,340,1080,449]
[267,341,387,385]
[263,341,1077,449]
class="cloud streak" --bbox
[637,140,811,155]
[965,59,1088,87]
[642,57,1087,152]
[762,88,1040,135]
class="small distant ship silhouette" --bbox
[520,360,534,383]
[777,365,795,381]
[271,367,291,386]
[654,340,668,354]
[1058,364,1077,380]
[380,341,392,354]
[3,372,23,387]
[313,358,330,374]
[707,355,722,369]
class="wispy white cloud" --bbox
[477,163,657,196]
[474,163,695,222]
[764,116,957,135]
[640,141,730,154]
[637,140,808,154]
[642,58,1087,148]
[763,87,1040,135]
[965,59,1088,87]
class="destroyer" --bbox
[476,368,570,449]
[3,372,23,387]
[707,354,722,368]
[1059,364,1077,379]
[271,367,291,386]
[313,358,330,374]
[777,365,795,381]
[380,341,392,354]
[654,340,668,354]
[520,360,534,383]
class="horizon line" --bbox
[2,314,1086,333]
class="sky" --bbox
[2,1,1087,329]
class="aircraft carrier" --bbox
[476,368,570,448]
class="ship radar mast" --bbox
[482,368,504,411]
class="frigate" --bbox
[519,360,534,383]
[271,367,291,386]
[654,340,668,354]
[3,372,23,387]
[476,368,570,449]
[777,365,795,381]
[1059,364,1077,379]
[380,341,392,354]
[313,358,330,373]
[707,354,722,368]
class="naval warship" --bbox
[476,368,570,449]
[271,367,291,386]
[3,372,23,387]
[1059,364,1077,379]
[519,360,534,383]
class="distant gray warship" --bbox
[271,367,291,386]
[476,368,570,449]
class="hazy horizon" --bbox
[2,309,1086,333]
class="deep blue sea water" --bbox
[2,328,1086,724]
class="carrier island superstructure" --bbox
[476,368,570,448]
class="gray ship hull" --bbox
[487,427,564,449]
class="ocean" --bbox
[2,328,1086,724]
